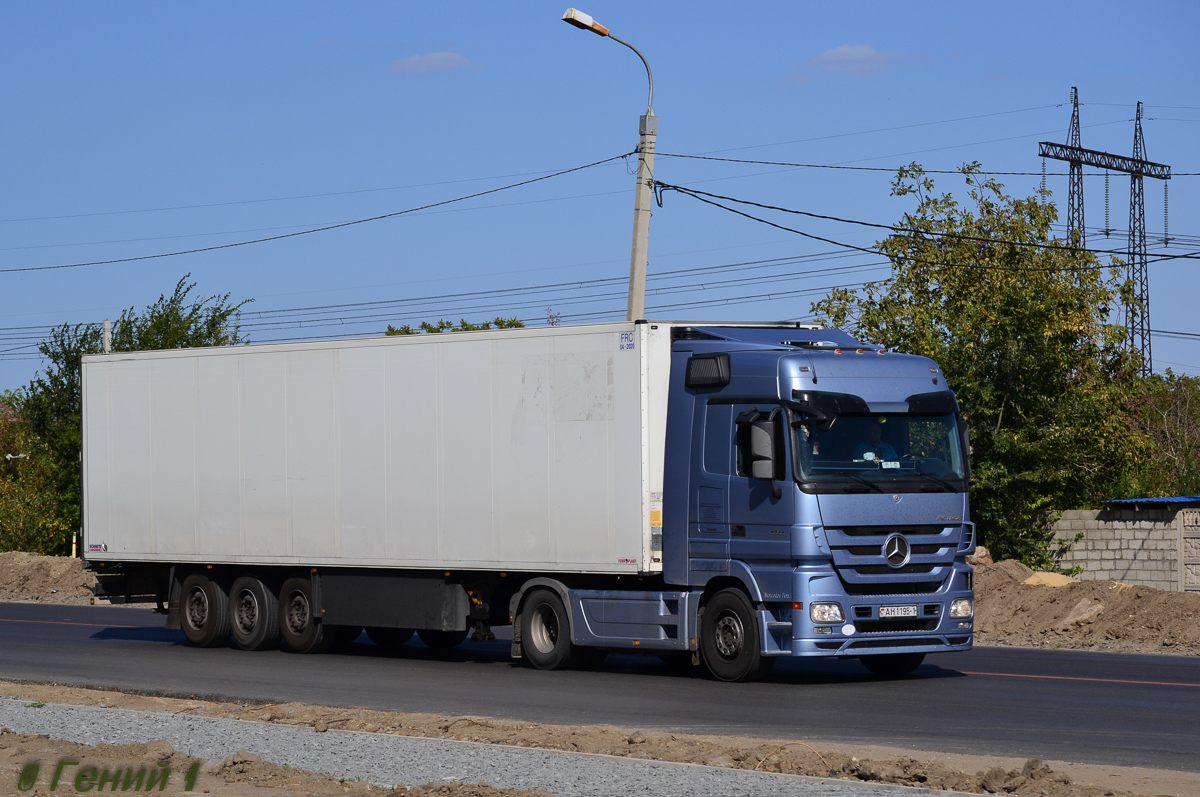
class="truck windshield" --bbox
[793,412,966,489]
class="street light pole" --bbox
[562,9,656,321]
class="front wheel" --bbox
[699,589,775,682]
[859,653,926,677]
[180,573,231,648]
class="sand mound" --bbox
[975,560,1200,655]
[0,551,96,604]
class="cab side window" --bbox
[703,404,732,475]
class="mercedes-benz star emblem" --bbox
[883,534,911,568]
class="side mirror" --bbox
[748,421,777,479]
[737,407,784,499]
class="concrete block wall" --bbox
[1051,508,1184,591]
[1184,510,1200,593]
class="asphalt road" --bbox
[2,601,1197,773]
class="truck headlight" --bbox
[809,603,844,624]
[949,598,973,619]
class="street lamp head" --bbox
[562,8,610,37]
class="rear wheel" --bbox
[520,588,582,670]
[229,576,280,651]
[859,653,926,677]
[417,629,469,650]
[367,627,414,650]
[278,577,334,654]
[180,573,231,648]
[699,589,775,682]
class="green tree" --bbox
[0,391,73,553]
[812,164,1140,566]
[1129,372,1200,497]
[385,317,524,335]
[9,276,249,552]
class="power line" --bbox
[0,249,885,338]
[659,151,1200,177]
[0,152,632,275]
[655,182,1200,267]
[0,164,627,225]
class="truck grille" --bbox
[854,618,940,633]
[825,524,964,596]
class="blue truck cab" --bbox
[656,324,974,680]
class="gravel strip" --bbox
[0,698,960,796]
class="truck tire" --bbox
[417,629,469,650]
[859,653,926,677]
[278,577,334,654]
[367,627,414,650]
[229,576,281,651]
[699,589,776,682]
[520,588,582,670]
[180,573,231,648]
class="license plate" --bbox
[879,605,918,619]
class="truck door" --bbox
[727,403,794,554]
[684,403,732,583]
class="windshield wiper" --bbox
[911,472,959,492]
[838,472,883,492]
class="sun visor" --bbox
[905,391,960,414]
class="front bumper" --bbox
[759,562,975,657]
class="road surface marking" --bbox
[963,670,1200,688]
[0,618,143,630]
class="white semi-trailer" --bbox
[82,321,975,680]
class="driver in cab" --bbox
[853,421,897,462]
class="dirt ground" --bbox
[0,552,97,605]
[3,681,1195,797]
[971,551,1200,656]
[0,730,550,796]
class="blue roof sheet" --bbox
[1102,496,1200,505]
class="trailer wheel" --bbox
[859,653,925,677]
[180,573,231,648]
[699,589,775,682]
[278,577,334,654]
[229,576,281,651]
[520,589,579,670]
[367,627,414,650]
[417,629,469,650]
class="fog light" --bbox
[810,603,844,624]
[814,626,833,634]
[950,598,973,619]
[958,621,971,628]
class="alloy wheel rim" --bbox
[528,604,559,655]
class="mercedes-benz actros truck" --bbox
[81,321,974,681]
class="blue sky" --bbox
[2,1,1198,389]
